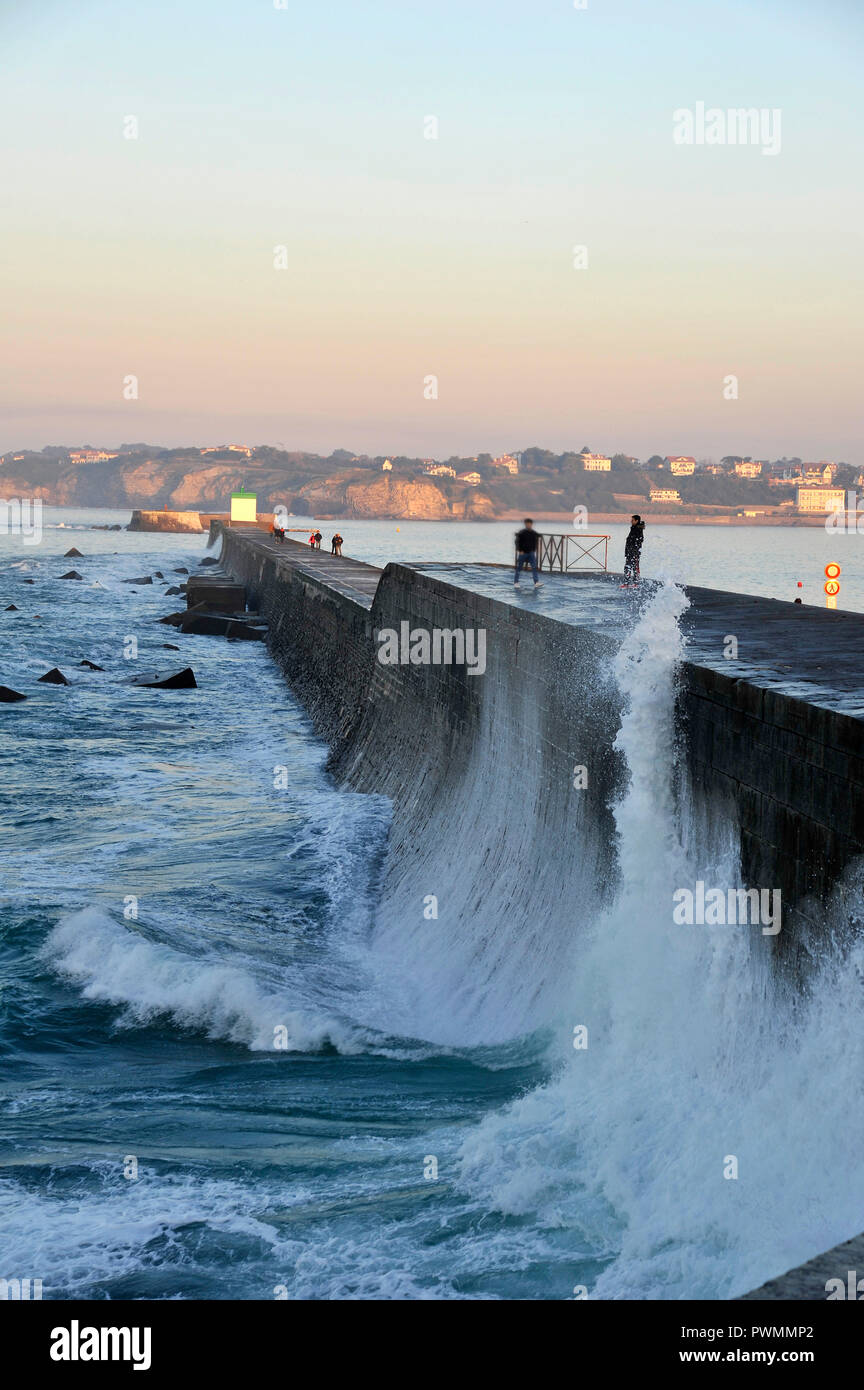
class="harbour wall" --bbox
[217,526,864,982]
[128,509,205,533]
[129,510,303,534]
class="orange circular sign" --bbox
[825,563,841,579]
[824,579,840,596]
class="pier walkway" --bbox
[210,527,864,717]
[411,562,864,719]
[213,526,382,609]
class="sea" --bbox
[2,506,864,1300]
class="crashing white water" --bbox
[42,908,376,1053]
[456,578,864,1299]
[34,572,864,1299]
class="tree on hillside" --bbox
[608,460,645,490]
[559,452,585,472]
[682,474,779,506]
[520,447,558,474]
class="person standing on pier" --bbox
[514,518,542,587]
[314,530,323,550]
[308,531,316,547]
[624,514,644,583]
[331,533,343,556]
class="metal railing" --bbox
[525,533,610,573]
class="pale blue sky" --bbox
[1,0,861,460]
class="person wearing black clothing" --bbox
[624,515,644,582]
[331,533,343,556]
[314,530,323,550]
[514,518,542,587]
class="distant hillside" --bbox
[0,447,569,519]
[0,456,497,519]
[0,445,851,520]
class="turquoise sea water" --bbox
[2,508,864,1301]
[0,512,563,1299]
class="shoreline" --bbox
[497,509,837,527]
[124,506,839,532]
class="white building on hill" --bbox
[581,452,611,472]
[424,463,457,478]
[796,487,845,513]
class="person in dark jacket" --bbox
[624,515,644,582]
[514,518,543,587]
[331,533,343,556]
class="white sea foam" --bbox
[26,558,864,1300]
[43,908,374,1054]
[456,579,864,1299]
[0,1163,497,1300]
[0,1166,303,1296]
[41,906,457,1062]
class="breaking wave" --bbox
[452,579,864,1298]
[43,908,381,1056]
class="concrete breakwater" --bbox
[128,510,291,533]
[215,524,864,979]
[214,524,864,1296]
[128,509,206,533]
[217,526,624,1037]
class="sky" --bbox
[1,0,862,462]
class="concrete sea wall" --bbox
[128,509,204,533]
[681,664,864,959]
[218,528,378,753]
[218,527,864,986]
[217,525,864,1289]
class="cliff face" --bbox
[167,467,252,508]
[0,458,498,520]
[0,469,107,506]
[458,491,497,520]
[346,476,450,518]
[0,461,265,510]
[299,474,497,520]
